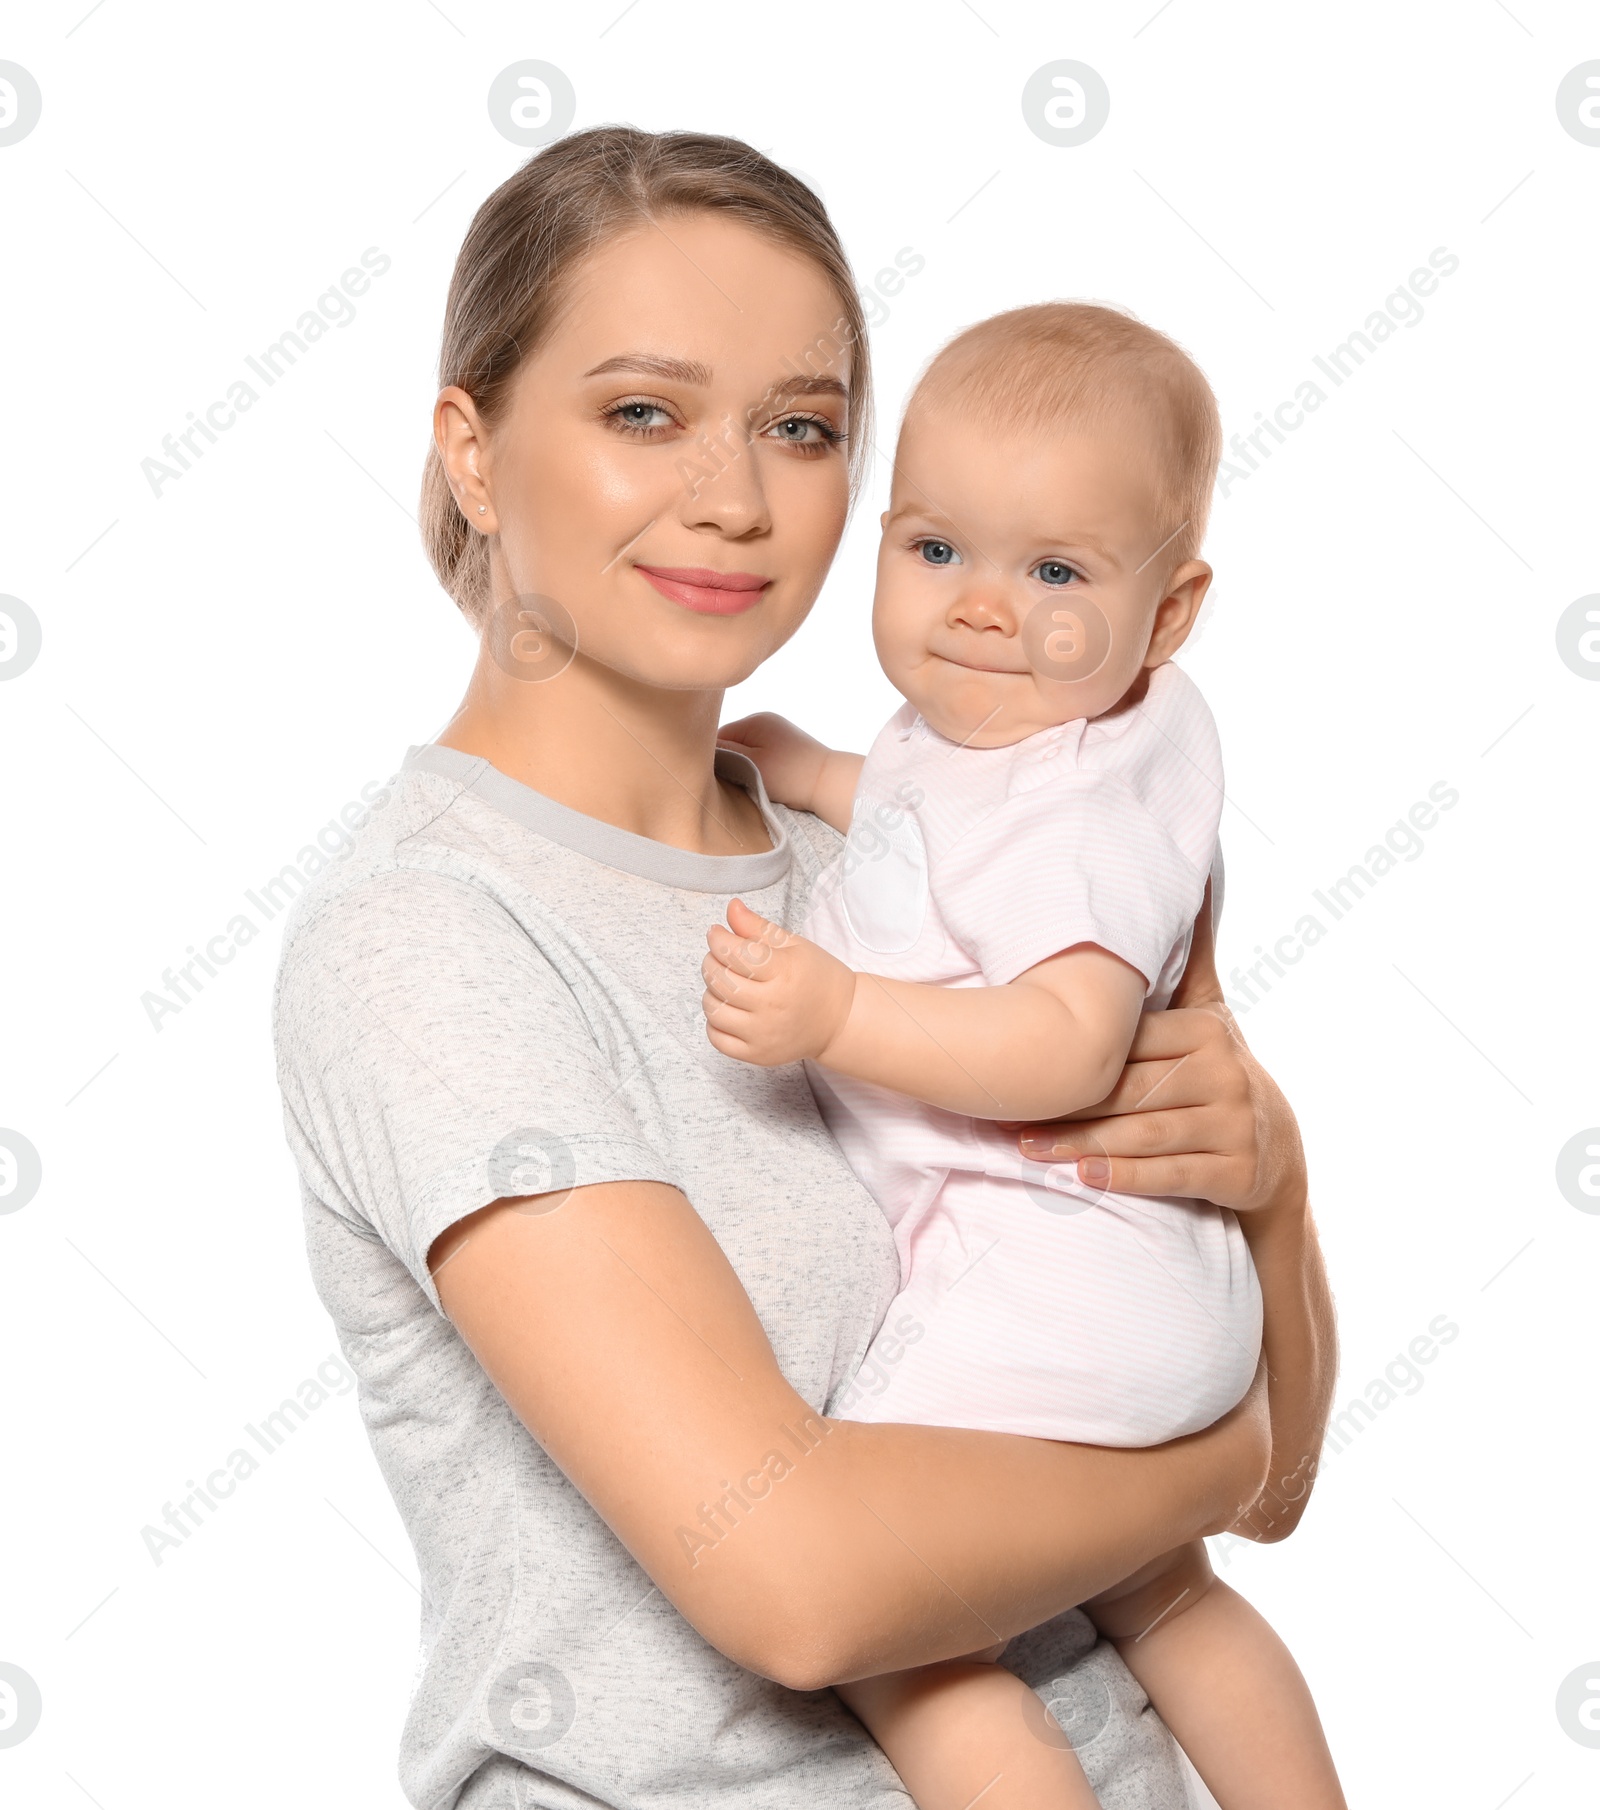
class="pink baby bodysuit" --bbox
[805,660,1262,1445]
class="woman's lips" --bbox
[635,564,771,615]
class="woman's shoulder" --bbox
[769,800,845,869]
[271,761,547,1015]
[276,765,467,927]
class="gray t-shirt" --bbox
[271,742,1192,1810]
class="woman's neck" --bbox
[437,646,772,858]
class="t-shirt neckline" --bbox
[403,741,793,895]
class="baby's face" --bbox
[872,405,1205,747]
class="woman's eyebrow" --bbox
[582,354,847,405]
[768,374,848,402]
[583,352,713,383]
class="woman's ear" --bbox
[1144,562,1212,667]
[435,386,498,534]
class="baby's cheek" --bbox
[872,572,932,662]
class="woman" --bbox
[273,126,1335,1810]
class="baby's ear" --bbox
[1145,562,1212,666]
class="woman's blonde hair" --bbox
[421,126,874,625]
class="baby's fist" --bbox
[702,898,856,1067]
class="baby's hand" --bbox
[702,898,856,1067]
[717,712,831,812]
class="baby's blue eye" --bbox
[919,540,958,566]
[1035,560,1077,587]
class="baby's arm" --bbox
[717,711,863,834]
[1085,1543,1347,1809]
[836,1653,1100,1809]
[702,899,1145,1122]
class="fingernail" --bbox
[1021,1134,1067,1158]
[1078,1158,1110,1186]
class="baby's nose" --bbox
[948,588,1015,632]
[948,597,1013,640]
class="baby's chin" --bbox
[900,669,1082,750]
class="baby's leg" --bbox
[837,1648,1099,1809]
[1084,1542,1347,1810]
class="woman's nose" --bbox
[677,421,772,537]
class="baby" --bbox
[703,304,1345,1808]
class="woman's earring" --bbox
[477,505,487,514]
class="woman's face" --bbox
[444,213,855,694]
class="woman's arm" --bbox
[1015,881,1338,1539]
[429,1179,1270,1694]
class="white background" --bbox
[2,3,1597,1806]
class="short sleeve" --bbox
[273,867,674,1313]
[931,772,1212,990]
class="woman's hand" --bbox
[1014,881,1306,1222]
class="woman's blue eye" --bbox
[764,414,843,450]
[618,402,666,427]
[919,540,958,566]
[1035,560,1077,587]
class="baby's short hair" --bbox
[906,301,1223,569]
